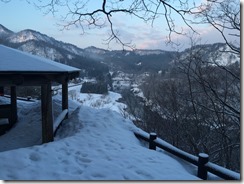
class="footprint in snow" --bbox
[29,152,41,162]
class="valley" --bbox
[0,24,240,172]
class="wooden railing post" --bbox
[197,153,209,180]
[134,131,240,180]
[149,133,157,150]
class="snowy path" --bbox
[0,95,200,180]
[0,96,78,152]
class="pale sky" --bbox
[0,0,240,51]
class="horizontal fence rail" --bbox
[2,95,36,102]
[205,162,240,180]
[133,130,240,180]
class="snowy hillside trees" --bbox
[81,82,108,94]
[136,47,240,172]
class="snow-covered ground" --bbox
[65,84,127,114]
[0,87,212,180]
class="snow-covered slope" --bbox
[84,46,108,55]
[175,43,240,66]
[6,29,55,43]
[0,91,202,180]
[5,28,84,55]
[0,24,13,38]
[18,41,64,61]
[0,25,85,62]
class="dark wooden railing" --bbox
[0,104,11,119]
[0,104,15,135]
[2,95,35,102]
[133,130,240,180]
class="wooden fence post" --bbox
[197,153,209,180]
[149,133,157,150]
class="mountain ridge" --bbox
[0,24,203,54]
[0,24,239,75]
[0,24,13,38]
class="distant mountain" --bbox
[0,24,239,76]
[0,24,176,74]
[176,43,240,66]
[0,26,85,61]
[0,24,13,39]
[0,24,110,78]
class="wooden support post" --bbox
[0,86,4,96]
[41,83,54,143]
[149,132,157,150]
[197,153,209,180]
[10,86,17,124]
[62,81,68,119]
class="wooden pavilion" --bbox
[0,45,80,143]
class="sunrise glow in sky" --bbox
[0,0,239,50]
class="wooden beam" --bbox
[0,86,4,96]
[0,74,50,86]
[41,83,54,143]
[0,71,80,86]
[62,80,68,119]
[10,86,17,124]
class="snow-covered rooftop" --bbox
[0,45,80,74]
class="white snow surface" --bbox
[0,45,80,73]
[7,30,53,43]
[0,90,201,180]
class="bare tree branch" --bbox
[0,0,240,51]
[28,0,206,49]
[194,0,240,55]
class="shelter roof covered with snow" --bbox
[0,45,80,74]
[0,44,81,143]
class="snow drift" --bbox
[0,92,200,180]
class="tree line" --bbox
[121,45,240,172]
